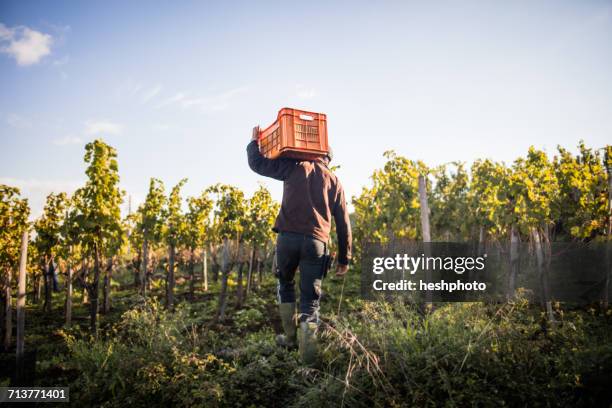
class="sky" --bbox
[1,0,611,218]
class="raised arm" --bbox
[247,126,297,181]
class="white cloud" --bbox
[85,120,123,136]
[141,84,162,103]
[296,84,317,99]
[6,113,32,129]
[52,55,69,66]
[114,79,143,99]
[53,136,82,146]
[156,92,186,108]
[121,81,247,112]
[0,23,53,66]
[52,56,70,79]
[156,86,248,112]
[207,86,248,111]
[0,24,11,40]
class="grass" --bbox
[1,265,611,407]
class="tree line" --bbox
[352,142,612,313]
[353,143,612,245]
[1,139,611,352]
[0,139,279,349]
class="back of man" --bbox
[246,126,352,364]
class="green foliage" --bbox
[124,209,142,255]
[34,192,68,259]
[183,191,213,250]
[6,138,612,408]
[244,185,278,247]
[430,162,470,240]
[207,184,247,241]
[553,143,608,239]
[605,146,612,172]
[53,282,612,408]
[222,332,303,407]
[72,139,124,254]
[352,150,426,244]
[60,194,89,265]
[468,159,510,239]
[59,298,302,407]
[163,178,187,247]
[233,308,265,331]
[354,142,612,251]
[61,299,230,407]
[0,184,30,272]
[511,147,559,234]
[139,178,167,246]
[312,298,611,407]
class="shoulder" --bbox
[283,157,301,165]
[314,161,339,182]
[280,157,301,169]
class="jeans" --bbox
[275,232,327,323]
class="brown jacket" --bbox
[247,140,352,265]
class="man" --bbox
[247,126,352,364]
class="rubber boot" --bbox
[276,303,297,349]
[299,321,318,366]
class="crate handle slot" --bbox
[299,114,314,121]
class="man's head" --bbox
[324,146,333,164]
[314,147,333,165]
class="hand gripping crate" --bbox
[258,108,329,160]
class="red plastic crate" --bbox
[258,108,329,160]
